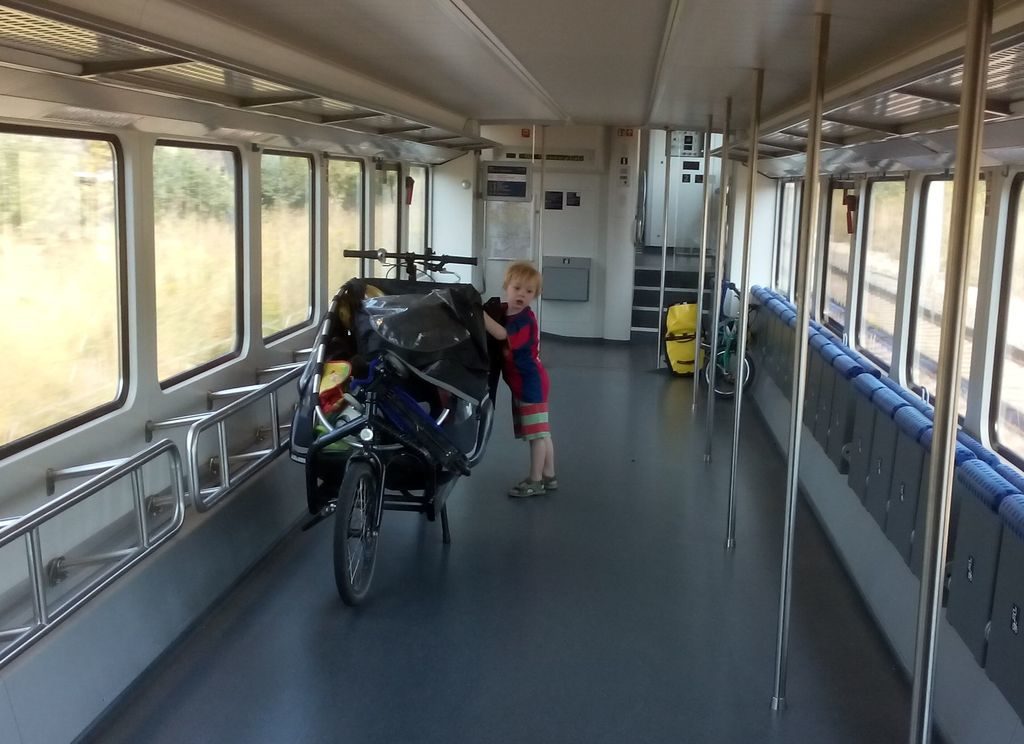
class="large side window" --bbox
[857,179,906,368]
[326,157,364,293]
[994,174,1024,458]
[261,151,313,340]
[408,165,428,254]
[374,163,400,254]
[775,181,799,297]
[154,143,241,384]
[0,129,124,454]
[909,176,985,416]
[821,184,853,331]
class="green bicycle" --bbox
[699,289,757,399]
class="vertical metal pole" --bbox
[132,470,149,549]
[536,125,547,335]
[726,69,764,550]
[27,529,48,624]
[704,99,732,462]
[269,392,281,450]
[693,116,714,410]
[909,2,990,741]
[217,421,230,490]
[772,13,829,712]
[657,129,672,368]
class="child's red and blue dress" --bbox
[502,307,550,440]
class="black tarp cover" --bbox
[350,278,489,404]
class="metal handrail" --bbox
[0,439,185,669]
[186,366,302,512]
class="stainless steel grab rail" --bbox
[0,439,185,669]
[186,367,302,512]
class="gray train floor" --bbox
[85,338,922,744]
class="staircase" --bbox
[630,247,715,339]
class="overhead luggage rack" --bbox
[0,5,497,159]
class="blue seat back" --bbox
[957,460,1021,511]
[832,355,865,380]
[894,407,931,440]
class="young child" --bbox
[482,261,557,498]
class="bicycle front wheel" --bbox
[705,352,753,399]
[333,461,381,605]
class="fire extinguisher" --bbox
[405,175,415,205]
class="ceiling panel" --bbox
[177,0,558,121]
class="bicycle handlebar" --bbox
[343,249,478,267]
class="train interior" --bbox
[2,1,1024,742]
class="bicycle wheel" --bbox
[705,351,753,399]
[333,461,381,605]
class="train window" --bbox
[909,175,985,415]
[993,174,1024,458]
[153,143,241,385]
[857,179,906,368]
[821,184,853,331]
[408,165,428,254]
[374,162,400,255]
[0,128,125,454]
[326,157,364,293]
[775,181,800,297]
[261,151,314,340]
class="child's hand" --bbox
[484,313,508,341]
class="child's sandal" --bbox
[508,479,545,498]
[542,475,558,491]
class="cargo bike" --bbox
[289,250,497,605]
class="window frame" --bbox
[906,174,952,396]
[909,173,987,407]
[260,149,316,344]
[154,140,244,389]
[0,125,128,460]
[990,171,1024,468]
[374,160,402,254]
[407,163,430,254]
[855,176,906,371]
[774,180,800,297]
[325,155,367,280]
[819,180,855,336]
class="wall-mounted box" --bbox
[543,256,590,301]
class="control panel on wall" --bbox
[671,130,703,158]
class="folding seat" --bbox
[805,334,834,429]
[947,462,1020,666]
[826,357,867,472]
[863,389,912,528]
[814,352,858,449]
[983,494,1024,719]
[955,431,1001,468]
[884,408,932,558]
[781,311,797,398]
[847,375,886,502]
[909,432,977,578]
[847,350,883,380]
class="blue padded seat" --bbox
[956,431,1001,467]
[948,461,1021,665]
[812,347,849,445]
[848,351,883,379]
[848,376,887,500]
[863,389,912,522]
[804,339,827,428]
[910,429,977,577]
[898,389,932,415]
[826,358,867,471]
[985,494,1024,718]
[805,339,837,428]
[881,407,932,540]
[995,463,1024,495]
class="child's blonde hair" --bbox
[503,261,543,294]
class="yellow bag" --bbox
[665,303,698,376]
